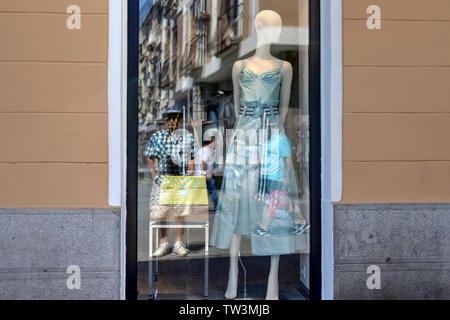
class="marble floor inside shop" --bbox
[137,178,308,300]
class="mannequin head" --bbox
[254,10,282,45]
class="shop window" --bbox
[136,0,314,300]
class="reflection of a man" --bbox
[194,128,219,210]
[144,105,196,257]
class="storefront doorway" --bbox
[126,0,321,300]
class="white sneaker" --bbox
[172,241,189,256]
[153,242,170,257]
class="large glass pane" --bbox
[138,0,310,300]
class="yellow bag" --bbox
[159,176,208,206]
[150,175,209,221]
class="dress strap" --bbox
[241,59,246,69]
[277,60,283,70]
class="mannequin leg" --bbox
[266,255,280,300]
[225,233,242,299]
[174,216,184,243]
[159,218,168,244]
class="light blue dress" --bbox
[210,59,306,256]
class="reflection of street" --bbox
[137,178,306,300]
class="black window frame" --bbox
[126,0,322,301]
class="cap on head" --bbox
[163,104,183,117]
[204,128,219,140]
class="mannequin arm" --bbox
[188,158,195,175]
[278,61,293,125]
[147,158,159,180]
[232,61,243,117]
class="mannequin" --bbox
[224,10,293,300]
[232,11,293,124]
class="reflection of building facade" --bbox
[138,0,308,120]
[139,0,244,125]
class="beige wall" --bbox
[341,0,450,203]
[259,0,301,27]
[0,0,110,208]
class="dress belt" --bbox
[239,104,278,116]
